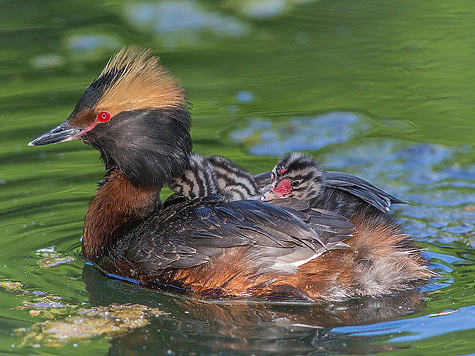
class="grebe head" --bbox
[262,152,324,202]
[29,47,192,188]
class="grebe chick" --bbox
[262,152,406,218]
[29,47,431,301]
[168,153,218,200]
[169,153,262,202]
[207,155,261,200]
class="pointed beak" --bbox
[28,122,83,147]
[261,189,282,202]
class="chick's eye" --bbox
[97,111,111,122]
[291,180,301,187]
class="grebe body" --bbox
[29,48,431,300]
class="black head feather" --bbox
[67,70,124,117]
[83,108,192,187]
[64,47,192,188]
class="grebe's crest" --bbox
[96,47,186,115]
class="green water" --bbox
[1,0,475,354]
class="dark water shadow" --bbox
[82,264,427,355]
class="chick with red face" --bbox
[262,152,406,219]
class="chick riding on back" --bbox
[262,152,406,218]
[169,153,261,201]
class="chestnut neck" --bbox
[82,167,162,260]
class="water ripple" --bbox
[230,111,370,156]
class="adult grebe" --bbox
[29,47,431,300]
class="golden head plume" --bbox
[96,46,186,114]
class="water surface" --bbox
[1,0,474,354]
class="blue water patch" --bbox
[230,111,370,156]
[235,91,255,103]
[121,1,250,49]
[320,142,475,246]
[331,305,475,343]
[232,115,475,247]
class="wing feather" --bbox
[324,171,407,212]
[115,197,355,275]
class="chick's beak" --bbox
[261,179,292,201]
[28,121,83,147]
[261,189,282,201]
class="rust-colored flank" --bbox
[128,215,433,301]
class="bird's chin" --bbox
[28,121,84,146]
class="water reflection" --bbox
[122,1,250,49]
[332,305,475,344]
[230,111,370,155]
[82,264,427,354]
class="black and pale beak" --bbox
[261,189,282,201]
[28,121,83,146]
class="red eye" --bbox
[280,168,287,175]
[97,111,111,122]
